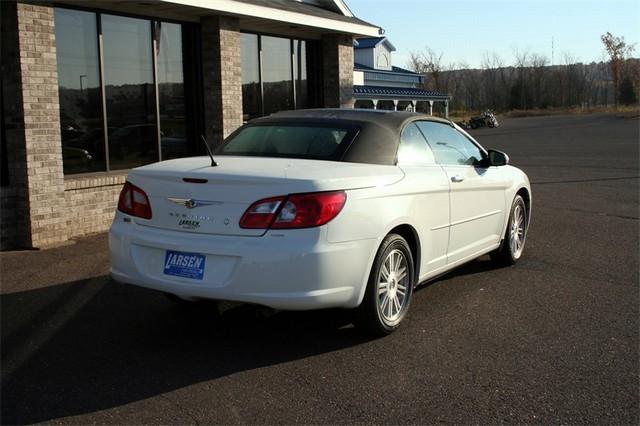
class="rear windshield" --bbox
[217,124,357,160]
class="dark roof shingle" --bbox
[354,36,385,49]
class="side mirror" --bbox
[487,149,509,166]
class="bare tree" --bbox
[408,41,638,113]
[407,47,444,91]
[529,53,548,107]
[481,52,506,109]
[512,48,531,109]
[601,32,636,104]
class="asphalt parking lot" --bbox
[1,112,638,424]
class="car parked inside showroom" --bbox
[109,109,531,335]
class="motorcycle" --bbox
[456,120,471,130]
[469,110,499,129]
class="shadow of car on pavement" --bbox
[1,257,499,424]
[1,277,372,424]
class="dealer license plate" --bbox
[163,250,206,280]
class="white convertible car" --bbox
[110,109,531,335]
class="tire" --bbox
[355,234,415,336]
[491,195,528,266]
[164,292,191,305]
[163,292,214,307]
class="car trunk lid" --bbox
[126,156,404,237]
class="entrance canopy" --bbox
[353,85,450,116]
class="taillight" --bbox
[117,181,152,219]
[238,196,285,229]
[239,191,346,230]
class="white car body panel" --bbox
[442,164,507,263]
[110,221,377,309]
[109,118,531,312]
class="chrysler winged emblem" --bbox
[167,198,221,209]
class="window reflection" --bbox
[102,14,158,170]
[240,34,314,120]
[241,33,261,121]
[54,8,106,174]
[416,121,484,166]
[398,123,435,164]
[293,40,308,109]
[156,22,187,160]
[261,36,293,115]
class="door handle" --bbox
[451,175,465,183]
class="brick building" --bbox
[0,0,380,249]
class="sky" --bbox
[346,0,640,70]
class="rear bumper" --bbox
[109,214,377,310]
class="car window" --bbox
[397,123,436,165]
[416,121,485,166]
[219,125,351,160]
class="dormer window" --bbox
[377,52,389,68]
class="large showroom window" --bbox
[262,36,294,115]
[54,8,105,174]
[54,8,193,175]
[240,33,319,121]
[102,14,157,171]
[240,34,261,122]
[156,22,188,161]
[293,39,308,111]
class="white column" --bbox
[371,99,378,110]
[412,100,418,112]
[444,100,449,118]
[392,100,399,111]
[428,100,434,116]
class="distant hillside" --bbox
[415,59,640,112]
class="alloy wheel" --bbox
[377,249,410,324]
[510,203,526,259]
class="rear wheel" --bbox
[491,195,527,265]
[355,234,415,336]
[163,292,217,309]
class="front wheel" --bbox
[355,234,415,336]
[491,195,528,265]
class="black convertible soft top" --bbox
[240,108,453,165]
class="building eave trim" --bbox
[159,0,380,36]
[333,0,354,17]
[355,67,421,78]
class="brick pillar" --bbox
[322,34,354,108]
[201,15,242,148]
[1,2,67,248]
